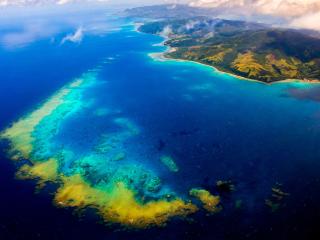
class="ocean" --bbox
[0,9,319,239]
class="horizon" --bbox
[0,1,319,31]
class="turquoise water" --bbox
[0,12,320,239]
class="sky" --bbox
[0,0,178,6]
[0,0,319,30]
[189,0,320,30]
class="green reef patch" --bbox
[94,107,112,116]
[160,155,179,172]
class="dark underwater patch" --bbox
[287,86,320,102]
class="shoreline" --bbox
[149,50,320,86]
[136,26,320,86]
[148,51,266,85]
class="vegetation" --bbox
[139,17,320,82]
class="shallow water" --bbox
[0,12,320,239]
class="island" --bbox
[127,5,320,83]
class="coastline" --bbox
[148,51,266,85]
[149,49,320,86]
[136,26,320,86]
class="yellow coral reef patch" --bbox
[55,175,197,228]
[0,79,84,160]
[0,71,201,229]
[16,158,59,182]
[189,188,221,214]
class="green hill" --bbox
[138,18,320,83]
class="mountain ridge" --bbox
[126,5,320,83]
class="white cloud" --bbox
[290,12,320,30]
[189,0,320,30]
[0,0,54,6]
[160,25,173,37]
[190,0,320,17]
[57,0,73,4]
[1,0,319,30]
[0,20,61,48]
[0,0,111,7]
[61,26,84,44]
[0,6,117,49]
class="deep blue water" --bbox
[1,11,320,240]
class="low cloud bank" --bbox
[0,0,111,7]
[1,0,319,31]
[189,0,320,30]
[0,6,118,49]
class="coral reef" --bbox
[0,68,200,228]
[94,108,111,116]
[160,155,179,172]
[0,73,96,160]
[216,180,235,193]
[16,158,58,183]
[55,174,197,228]
[265,183,289,212]
[189,188,221,214]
